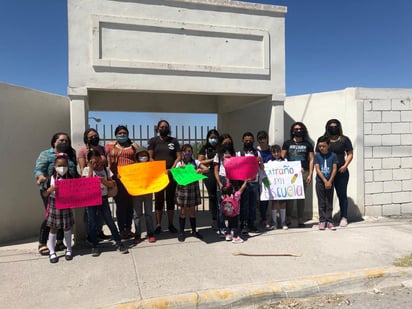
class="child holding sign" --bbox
[269,145,288,230]
[175,144,209,242]
[83,150,129,256]
[42,153,75,263]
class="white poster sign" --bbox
[260,160,305,201]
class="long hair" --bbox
[204,129,220,147]
[50,132,77,165]
[323,119,344,137]
[216,133,235,158]
[289,122,309,140]
[83,128,99,145]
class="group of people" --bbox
[34,118,353,263]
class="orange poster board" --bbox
[118,161,169,196]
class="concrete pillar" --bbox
[69,93,88,244]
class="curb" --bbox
[101,266,412,309]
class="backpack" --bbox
[221,196,239,217]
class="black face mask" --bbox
[293,131,304,138]
[243,141,253,149]
[159,128,170,137]
[222,143,233,153]
[327,126,339,136]
[88,136,100,146]
[56,142,69,153]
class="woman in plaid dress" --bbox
[43,154,75,263]
[175,144,209,242]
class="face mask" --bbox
[55,142,68,153]
[116,136,128,144]
[293,131,304,138]
[183,152,192,159]
[208,138,217,146]
[159,128,170,137]
[138,156,149,162]
[327,126,339,136]
[243,141,253,149]
[92,161,104,170]
[222,143,233,153]
[88,136,100,146]
[55,166,68,176]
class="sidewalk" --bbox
[1,215,412,309]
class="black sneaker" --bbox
[91,247,100,257]
[65,250,73,261]
[49,253,58,264]
[178,233,185,242]
[168,224,178,233]
[116,243,129,254]
[248,225,259,233]
[192,231,203,240]
[154,226,162,234]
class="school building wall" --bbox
[0,83,70,243]
[284,87,412,221]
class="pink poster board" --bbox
[224,156,259,181]
[55,177,102,209]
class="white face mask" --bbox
[138,156,149,162]
[55,166,68,176]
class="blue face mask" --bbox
[116,136,128,144]
[208,138,218,146]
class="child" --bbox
[270,145,288,230]
[132,148,156,245]
[221,180,248,243]
[175,144,209,242]
[83,150,129,256]
[314,136,338,230]
[42,153,74,263]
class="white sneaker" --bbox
[225,234,232,241]
[282,225,289,230]
[232,236,244,244]
[339,218,348,227]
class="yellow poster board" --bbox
[118,161,169,196]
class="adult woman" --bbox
[317,119,353,227]
[148,120,181,234]
[105,125,138,239]
[77,128,110,240]
[198,129,220,229]
[34,132,78,256]
[77,128,107,174]
[281,122,314,228]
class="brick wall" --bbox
[363,97,412,216]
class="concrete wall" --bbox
[0,83,70,243]
[284,88,412,221]
[68,0,287,151]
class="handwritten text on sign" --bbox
[260,161,305,200]
[55,177,102,209]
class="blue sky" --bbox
[1,0,411,128]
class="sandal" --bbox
[38,245,50,256]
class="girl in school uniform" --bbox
[175,144,209,242]
[42,153,75,263]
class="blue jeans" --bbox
[334,169,349,219]
[216,176,228,230]
[87,196,121,246]
[240,181,259,226]
[133,194,155,236]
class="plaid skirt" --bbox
[175,181,201,207]
[45,197,74,230]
